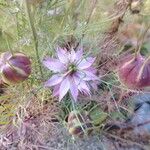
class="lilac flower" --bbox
[43,47,99,101]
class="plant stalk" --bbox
[25,0,44,78]
[75,0,98,50]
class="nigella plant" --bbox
[43,47,99,102]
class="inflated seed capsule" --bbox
[0,52,31,84]
[118,54,150,89]
[67,110,93,138]
[130,0,143,14]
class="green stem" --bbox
[4,32,13,55]
[25,0,44,78]
[75,0,98,50]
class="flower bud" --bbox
[0,52,31,84]
[130,1,143,14]
[118,54,150,88]
[67,110,93,138]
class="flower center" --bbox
[69,64,77,73]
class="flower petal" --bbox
[90,81,98,90]
[69,49,76,63]
[85,67,97,74]
[44,74,63,87]
[56,47,69,64]
[72,73,82,85]
[53,84,60,97]
[82,70,99,81]
[75,70,98,81]
[78,81,90,95]
[78,57,95,69]
[43,57,66,73]
[75,48,83,62]
[70,80,78,101]
[59,77,70,101]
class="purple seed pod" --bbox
[0,52,31,84]
[67,110,93,138]
[118,54,150,89]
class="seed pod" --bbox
[130,0,143,14]
[67,110,93,138]
[118,54,150,88]
[0,52,31,84]
[119,24,147,47]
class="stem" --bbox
[25,0,44,78]
[71,97,88,136]
[75,0,98,50]
[4,32,13,55]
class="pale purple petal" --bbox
[75,48,83,62]
[78,57,96,69]
[75,71,86,79]
[56,47,69,64]
[75,70,98,81]
[82,70,99,81]
[70,80,78,101]
[43,57,66,73]
[44,74,63,87]
[90,81,98,90]
[85,67,97,74]
[59,77,70,101]
[69,49,76,63]
[78,81,90,95]
[53,85,60,97]
[73,73,82,85]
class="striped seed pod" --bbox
[67,110,93,138]
[118,54,150,89]
[0,52,31,84]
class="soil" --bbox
[3,125,147,150]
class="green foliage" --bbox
[89,106,108,126]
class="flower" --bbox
[43,47,99,101]
[0,52,31,84]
